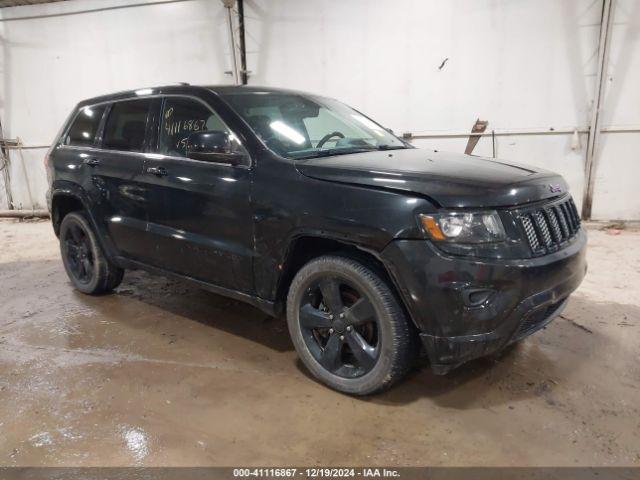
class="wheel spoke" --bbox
[345,297,375,326]
[77,257,87,278]
[319,334,342,372]
[81,258,93,279]
[65,240,79,256]
[345,329,377,371]
[299,304,333,330]
[319,278,343,313]
[299,273,381,379]
[70,224,83,244]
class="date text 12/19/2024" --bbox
[233,468,401,478]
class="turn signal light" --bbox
[419,215,446,240]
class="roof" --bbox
[0,0,66,7]
[206,85,315,96]
[77,84,317,107]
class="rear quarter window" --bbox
[64,105,107,147]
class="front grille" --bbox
[518,197,581,256]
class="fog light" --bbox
[463,288,495,307]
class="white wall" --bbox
[0,0,234,209]
[0,0,638,219]
[591,0,640,220]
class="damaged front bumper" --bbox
[381,230,588,374]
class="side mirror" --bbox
[186,131,245,165]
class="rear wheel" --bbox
[59,211,124,294]
[287,255,416,395]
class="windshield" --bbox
[220,91,409,159]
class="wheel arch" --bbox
[50,186,119,268]
[51,191,87,236]
[275,235,418,330]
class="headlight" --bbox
[419,211,506,243]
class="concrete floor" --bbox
[0,218,639,467]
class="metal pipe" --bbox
[0,209,49,218]
[237,0,248,85]
[491,130,496,158]
[602,125,640,133]
[0,0,195,22]
[403,125,640,140]
[0,118,14,210]
[2,145,48,149]
[4,138,35,214]
[404,127,589,140]
[222,0,240,85]
[582,0,614,220]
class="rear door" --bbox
[141,95,254,293]
[88,98,155,263]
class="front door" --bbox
[141,96,254,293]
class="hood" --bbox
[295,148,568,208]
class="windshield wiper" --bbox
[376,145,409,151]
[294,144,408,160]
[295,147,377,160]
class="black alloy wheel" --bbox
[63,222,95,284]
[59,211,124,294]
[287,255,417,395]
[299,276,380,378]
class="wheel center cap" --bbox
[333,317,347,333]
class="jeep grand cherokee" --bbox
[46,85,587,394]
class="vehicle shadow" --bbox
[114,269,294,353]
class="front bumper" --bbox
[381,230,587,374]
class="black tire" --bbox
[59,211,124,294]
[286,255,417,395]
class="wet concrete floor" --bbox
[0,219,639,466]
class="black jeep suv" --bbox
[47,85,587,395]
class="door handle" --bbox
[146,166,168,176]
[83,158,100,167]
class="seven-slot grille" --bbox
[519,197,581,256]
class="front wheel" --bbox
[286,255,417,395]
[59,211,124,294]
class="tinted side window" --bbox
[103,99,152,152]
[159,97,227,157]
[65,105,107,147]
